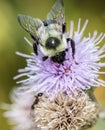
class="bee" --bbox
[18,0,75,64]
[31,93,43,109]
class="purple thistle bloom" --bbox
[2,1,105,129]
[14,19,105,95]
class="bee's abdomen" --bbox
[43,20,57,26]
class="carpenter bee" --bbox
[18,0,75,64]
[31,93,43,110]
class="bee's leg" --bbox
[70,39,75,57]
[30,35,39,55]
[33,43,38,55]
[66,38,75,58]
[31,101,35,110]
[42,56,48,61]
[62,23,66,33]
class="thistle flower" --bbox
[3,89,99,130]
[2,0,105,129]
[34,91,99,130]
[15,19,105,95]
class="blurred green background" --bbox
[0,0,105,130]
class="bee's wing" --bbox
[18,14,43,37]
[46,0,64,24]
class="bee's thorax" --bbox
[45,37,60,50]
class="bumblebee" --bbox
[31,93,43,109]
[18,0,75,64]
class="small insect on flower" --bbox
[31,93,43,110]
[17,0,75,64]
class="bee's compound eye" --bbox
[45,37,60,49]
[37,93,43,97]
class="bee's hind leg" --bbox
[66,38,75,58]
[30,34,39,56]
[33,43,38,55]
[62,23,66,33]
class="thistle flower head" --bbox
[15,19,105,95]
[32,91,99,130]
[3,89,99,130]
[2,0,105,130]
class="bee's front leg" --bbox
[42,56,48,61]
